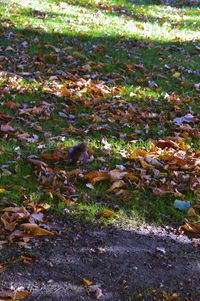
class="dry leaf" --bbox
[21,223,54,236]
[0,290,32,300]
[109,169,127,181]
[83,278,92,286]
[182,223,200,234]
[85,172,108,185]
[103,210,115,217]
[107,180,126,192]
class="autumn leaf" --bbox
[85,171,109,185]
[162,291,179,300]
[83,278,92,286]
[181,222,200,234]
[1,124,16,132]
[21,223,54,236]
[0,290,32,300]
[0,264,6,273]
[107,180,126,193]
[103,209,115,217]
[109,169,127,181]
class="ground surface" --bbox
[0,0,200,300]
[1,217,200,300]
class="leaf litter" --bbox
[0,0,200,299]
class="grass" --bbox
[0,0,200,228]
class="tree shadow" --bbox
[1,217,200,300]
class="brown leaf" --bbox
[1,124,16,132]
[109,170,127,181]
[40,149,68,161]
[85,172,108,185]
[21,223,54,236]
[182,222,200,234]
[155,140,179,149]
[4,101,20,109]
[0,264,6,273]
[187,207,198,217]
[27,158,48,170]
[0,290,32,300]
[107,180,126,192]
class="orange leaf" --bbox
[162,291,179,300]
[85,172,108,185]
[182,223,200,234]
[103,210,115,217]
[83,278,92,286]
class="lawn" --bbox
[0,0,200,239]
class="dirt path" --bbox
[1,218,200,300]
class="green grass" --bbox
[0,0,200,228]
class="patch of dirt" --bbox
[0,217,200,300]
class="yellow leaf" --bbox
[83,278,92,286]
[0,188,7,193]
[21,223,54,236]
[116,86,126,93]
[172,72,181,78]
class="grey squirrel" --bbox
[68,142,88,164]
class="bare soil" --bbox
[1,216,200,300]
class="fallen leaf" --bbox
[109,169,127,181]
[1,124,16,132]
[21,223,54,236]
[107,180,126,192]
[103,209,115,217]
[85,171,108,185]
[0,290,32,300]
[83,278,92,286]
[182,222,200,234]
